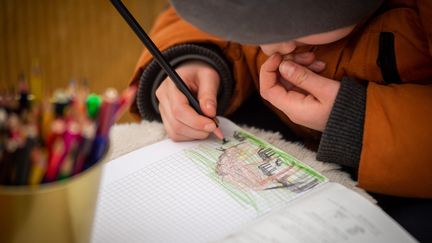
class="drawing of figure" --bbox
[215,142,318,192]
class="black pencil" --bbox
[110,0,225,141]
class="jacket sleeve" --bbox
[129,6,258,120]
[318,77,432,198]
[358,83,432,198]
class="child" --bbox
[129,0,432,198]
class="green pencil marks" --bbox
[237,130,326,181]
[185,148,260,211]
[185,128,327,213]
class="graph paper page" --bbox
[91,117,327,243]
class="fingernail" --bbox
[280,61,295,77]
[314,60,326,69]
[204,123,216,131]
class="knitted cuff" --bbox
[317,77,367,169]
[136,43,234,121]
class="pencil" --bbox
[110,0,225,141]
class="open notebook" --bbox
[91,117,417,243]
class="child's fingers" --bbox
[161,105,213,140]
[166,80,216,129]
[197,67,220,118]
[259,54,283,94]
[260,53,303,114]
[159,107,210,141]
[307,60,326,73]
[292,52,315,65]
[156,79,214,141]
[278,60,335,101]
[284,52,326,73]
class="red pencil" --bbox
[44,119,66,182]
[58,121,82,179]
[97,88,119,137]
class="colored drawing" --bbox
[185,129,327,212]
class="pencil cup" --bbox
[0,147,110,243]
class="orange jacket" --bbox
[130,0,432,198]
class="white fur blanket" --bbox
[109,120,375,203]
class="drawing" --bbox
[185,129,326,212]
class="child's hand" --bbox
[155,61,220,141]
[259,53,340,131]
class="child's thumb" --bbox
[279,60,327,97]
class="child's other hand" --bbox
[259,53,340,131]
[155,61,220,141]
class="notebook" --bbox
[91,117,417,243]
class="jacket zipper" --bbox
[377,32,402,84]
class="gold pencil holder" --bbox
[0,148,110,243]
